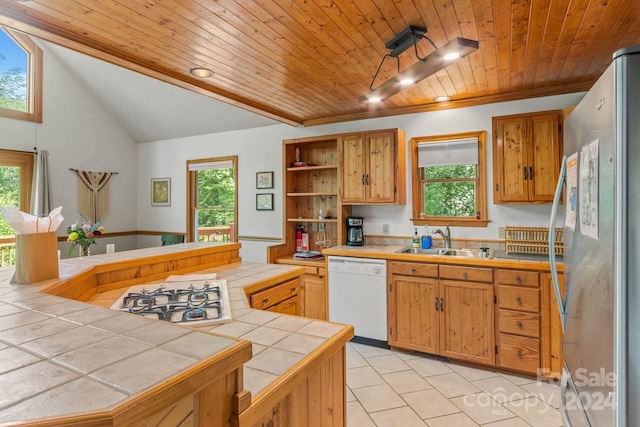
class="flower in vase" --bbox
[67,221,105,257]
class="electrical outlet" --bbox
[319,223,324,231]
[382,224,390,235]
[498,226,505,238]
[311,223,318,232]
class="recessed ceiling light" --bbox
[368,96,382,103]
[435,96,451,102]
[400,78,414,85]
[443,52,461,61]
[189,67,214,78]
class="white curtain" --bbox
[32,150,53,216]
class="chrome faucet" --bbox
[433,225,452,249]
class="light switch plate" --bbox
[382,224,389,234]
[498,226,505,238]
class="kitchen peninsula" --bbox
[0,243,353,426]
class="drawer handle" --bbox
[463,272,468,278]
[516,297,522,303]
[517,322,523,328]
[517,352,523,358]
[291,287,296,292]
[263,298,269,304]
[411,268,416,273]
[515,276,521,281]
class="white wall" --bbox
[138,93,583,262]
[1,41,139,257]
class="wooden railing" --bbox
[0,236,16,267]
[197,224,235,243]
[0,224,236,267]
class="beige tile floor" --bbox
[346,342,562,427]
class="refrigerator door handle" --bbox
[549,155,567,332]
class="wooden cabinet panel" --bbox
[498,333,541,372]
[495,269,539,287]
[492,110,562,204]
[339,130,405,205]
[440,265,493,283]
[389,261,438,278]
[498,310,540,338]
[498,285,539,312]
[389,274,439,354]
[366,132,396,203]
[250,279,300,311]
[340,134,366,202]
[541,272,564,379]
[300,273,327,320]
[439,280,495,365]
[266,296,299,316]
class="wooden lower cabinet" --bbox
[249,278,300,315]
[388,261,495,365]
[439,280,495,365]
[300,271,327,320]
[541,271,564,379]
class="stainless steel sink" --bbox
[396,247,494,259]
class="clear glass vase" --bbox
[79,245,91,257]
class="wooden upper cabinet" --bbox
[492,111,563,204]
[339,129,406,204]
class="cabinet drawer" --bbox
[250,279,300,310]
[499,285,540,312]
[440,265,493,283]
[389,261,438,278]
[499,310,541,337]
[499,333,540,373]
[496,270,539,288]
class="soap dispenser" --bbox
[421,225,432,249]
[412,228,420,248]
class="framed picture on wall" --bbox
[151,178,171,206]
[256,171,274,189]
[256,193,274,210]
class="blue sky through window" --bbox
[0,29,27,73]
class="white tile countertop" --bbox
[0,245,352,425]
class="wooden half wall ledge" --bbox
[39,243,241,301]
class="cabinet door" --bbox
[540,272,564,379]
[340,135,366,203]
[529,113,561,202]
[365,132,396,203]
[389,274,439,354]
[439,280,495,365]
[300,273,327,320]
[266,296,300,316]
[493,116,528,203]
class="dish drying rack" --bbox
[505,226,564,256]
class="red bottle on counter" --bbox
[295,226,303,252]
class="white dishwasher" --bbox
[328,256,388,347]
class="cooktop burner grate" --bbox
[111,279,232,326]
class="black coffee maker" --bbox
[346,217,364,246]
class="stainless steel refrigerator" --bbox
[549,45,640,426]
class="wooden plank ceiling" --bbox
[1,0,639,127]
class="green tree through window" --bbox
[0,28,28,112]
[187,157,238,242]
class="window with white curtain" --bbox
[410,131,489,227]
[187,157,238,242]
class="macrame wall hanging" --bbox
[69,161,118,223]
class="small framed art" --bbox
[151,178,171,206]
[256,193,274,210]
[256,171,274,189]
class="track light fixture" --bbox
[361,26,479,103]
